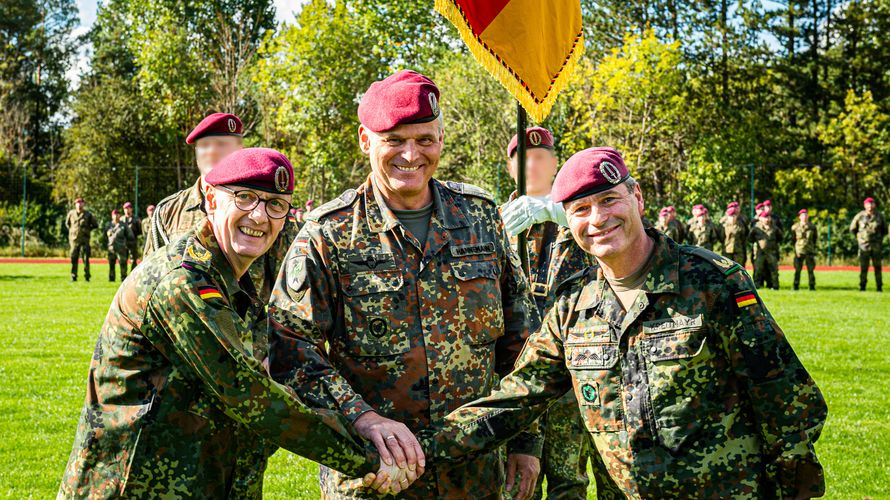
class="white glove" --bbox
[500,196,568,236]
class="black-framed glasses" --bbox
[215,186,292,219]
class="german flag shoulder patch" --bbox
[198,285,223,301]
[735,291,758,308]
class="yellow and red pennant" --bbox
[735,292,758,308]
[199,286,223,301]
[435,0,584,122]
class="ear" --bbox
[358,125,371,154]
[505,157,517,181]
[634,184,645,216]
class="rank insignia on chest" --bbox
[199,286,223,301]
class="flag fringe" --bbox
[434,0,584,123]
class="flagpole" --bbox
[516,102,529,276]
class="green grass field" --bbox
[0,263,888,498]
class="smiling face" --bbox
[359,120,443,209]
[195,136,243,177]
[563,182,646,261]
[206,184,291,275]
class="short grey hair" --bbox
[624,176,638,194]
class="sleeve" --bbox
[849,214,859,234]
[147,271,378,477]
[495,219,545,457]
[143,207,165,257]
[267,222,376,423]
[717,270,827,498]
[425,304,573,464]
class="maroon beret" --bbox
[358,70,441,133]
[659,207,670,216]
[864,197,876,204]
[726,206,739,216]
[75,197,84,204]
[507,127,554,157]
[763,199,772,206]
[205,148,294,194]
[186,113,243,145]
[111,209,119,215]
[552,147,630,203]
[701,206,710,214]
[667,206,676,213]
[147,204,155,211]
[798,208,808,215]
[726,201,739,208]
[755,202,764,210]
[693,204,704,211]
[122,201,133,209]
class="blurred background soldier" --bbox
[105,208,134,282]
[688,205,721,251]
[65,197,98,282]
[791,209,818,291]
[850,197,887,291]
[721,202,748,266]
[749,208,781,289]
[121,201,141,273]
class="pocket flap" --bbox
[341,270,403,297]
[452,259,499,281]
[643,329,706,362]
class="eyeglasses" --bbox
[214,186,292,219]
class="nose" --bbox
[400,140,420,163]
[589,205,610,229]
[248,200,269,224]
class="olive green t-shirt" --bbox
[392,203,434,247]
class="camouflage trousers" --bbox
[69,240,91,280]
[753,253,779,290]
[793,253,816,290]
[124,243,140,274]
[107,250,128,282]
[859,247,883,291]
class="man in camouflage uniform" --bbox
[424,147,827,499]
[655,207,683,244]
[105,209,134,282]
[791,208,818,291]
[140,204,154,254]
[687,205,722,251]
[850,197,887,292]
[499,127,605,500]
[749,209,782,289]
[720,201,748,266]
[144,112,297,301]
[120,201,141,272]
[268,70,539,499]
[65,197,98,282]
[59,149,392,499]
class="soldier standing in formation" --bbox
[121,201,141,273]
[720,201,748,266]
[850,197,887,291]
[687,204,721,251]
[140,204,154,253]
[749,207,781,290]
[105,208,134,282]
[65,197,98,282]
[791,208,818,291]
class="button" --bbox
[650,346,658,354]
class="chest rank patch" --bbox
[581,383,599,405]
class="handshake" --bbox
[352,411,539,498]
[354,411,425,495]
